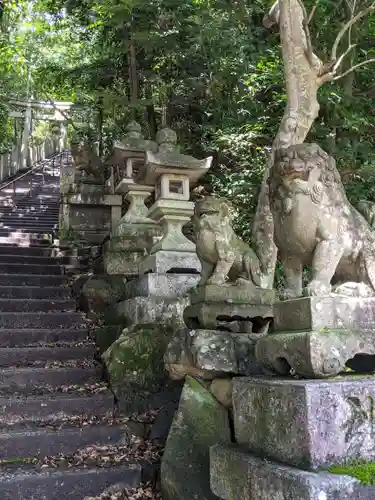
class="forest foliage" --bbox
[0,0,374,238]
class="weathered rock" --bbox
[94,325,124,354]
[165,328,264,380]
[256,328,375,378]
[233,376,375,469]
[102,323,181,413]
[161,376,231,500]
[81,275,126,319]
[210,379,233,409]
[210,445,360,500]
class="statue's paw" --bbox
[206,277,226,286]
[304,280,331,297]
[278,288,301,301]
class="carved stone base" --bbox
[256,329,375,378]
[114,295,189,329]
[184,302,273,333]
[211,445,361,500]
[103,224,161,275]
[190,284,274,306]
[274,296,375,332]
[232,376,375,469]
[139,250,201,274]
[123,273,199,300]
[165,328,264,380]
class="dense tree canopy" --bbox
[0,0,374,236]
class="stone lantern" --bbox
[103,122,161,275]
[136,128,213,274]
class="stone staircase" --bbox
[0,154,144,499]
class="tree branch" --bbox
[333,58,375,80]
[296,0,315,68]
[333,43,357,72]
[331,1,375,61]
[307,0,320,24]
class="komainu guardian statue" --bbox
[194,196,264,287]
[270,143,375,298]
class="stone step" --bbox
[0,366,101,391]
[0,263,64,275]
[0,274,68,286]
[0,393,114,426]
[0,224,57,232]
[0,329,88,347]
[0,255,76,266]
[0,216,59,223]
[0,346,94,367]
[0,229,56,237]
[0,246,64,257]
[0,206,59,213]
[0,299,75,313]
[0,311,85,329]
[0,464,141,500]
[0,286,71,300]
[0,424,127,460]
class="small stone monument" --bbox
[103,122,161,275]
[60,142,122,244]
[210,145,375,500]
[135,127,212,274]
[165,196,274,381]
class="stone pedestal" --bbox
[209,376,375,500]
[103,223,161,276]
[165,284,274,380]
[184,283,274,332]
[60,187,122,245]
[256,296,375,378]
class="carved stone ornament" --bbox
[194,196,264,287]
[269,143,375,298]
[71,142,107,184]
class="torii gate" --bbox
[8,98,74,169]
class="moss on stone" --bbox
[329,461,375,485]
[102,323,178,412]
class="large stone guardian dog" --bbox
[269,143,375,298]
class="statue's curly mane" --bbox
[272,143,349,207]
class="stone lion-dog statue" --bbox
[194,196,264,287]
[269,143,375,298]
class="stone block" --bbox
[123,273,199,300]
[190,284,275,306]
[256,329,375,378]
[210,445,360,500]
[161,376,231,500]
[165,328,264,380]
[233,377,375,469]
[139,250,201,274]
[103,249,143,276]
[274,297,375,332]
[113,295,189,328]
[184,302,273,333]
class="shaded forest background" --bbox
[0,0,374,238]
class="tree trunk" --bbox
[128,22,139,120]
[252,0,323,288]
